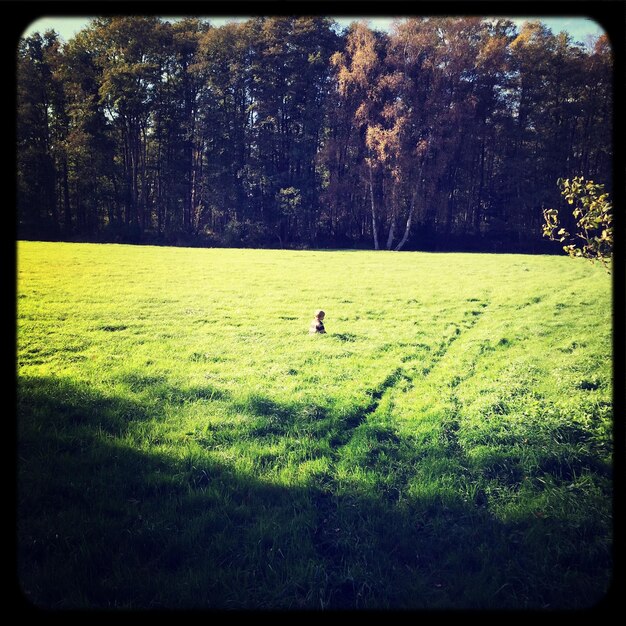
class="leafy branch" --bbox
[542,176,613,273]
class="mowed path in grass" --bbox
[17,241,613,609]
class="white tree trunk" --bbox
[369,162,379,250]
[395,194,416,251]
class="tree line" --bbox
[17,16,612,251]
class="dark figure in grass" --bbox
[309,309,326,334]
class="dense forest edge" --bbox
[17,16,613,252]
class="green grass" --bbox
[17,241,613,609]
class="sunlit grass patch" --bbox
[17,241,612,609]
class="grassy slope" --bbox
[17,241,613,609]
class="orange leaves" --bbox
[332,22,380,93]
[379,71,404,93]
[365,125,389,163]
[354,102,369,126]
[476,35,508,70]
[365,115,406,167]
[351,45,378,84]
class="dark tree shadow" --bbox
[17,376,614,610]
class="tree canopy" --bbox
[17,16,612,252]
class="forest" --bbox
[16,16,612,252]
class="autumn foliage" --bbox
[17,17,612,251]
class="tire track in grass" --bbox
[330,298,489,448]
[310,300,491,601]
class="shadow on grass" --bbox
[17,375,613,610]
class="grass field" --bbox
[16,241,613,609]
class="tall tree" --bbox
[63,28,119,235]
[17,32,65,238]
[331,22,389,249]
[84,17,166,236]
[195,21,255,239]
[248,16,338,246]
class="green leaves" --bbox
[542,177,613,273]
